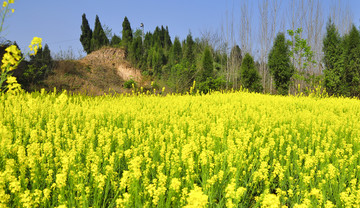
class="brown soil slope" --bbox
[80,47,142,82]
[41,47,143,95]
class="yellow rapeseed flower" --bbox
[170,178,181,192]
[1,45,21,71]
[1,83,360,206]
[28,37,42,55]
[184,185,208,208]
[9,180,21,193]
[262,194,281,208]
[5,76,21,93]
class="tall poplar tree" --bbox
[268,33,293,95]
[80,13,92,54]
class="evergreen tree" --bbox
[164,26,172,50]
[343,25,360,97]
[80,13,92,54]
[200,46,213,82]
[184,32,195,67]
[141,32,153,71]
[268,33,294,95]
[323,18,343,95]
[110,35,121,46]
[241,53,263,92]
[91,15,109,51]
[170,37,182,65]
[122,16,133,51]
[152,48,163,76]
[21,44,53,87]
[160,26,166,47]
[41,44,53,76]
[152,25,172,50]
[130,36,143,67]
[143,32,153,50]
[152,26,162,48]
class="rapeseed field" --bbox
[0,91,360,207]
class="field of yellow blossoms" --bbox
[0,90,360,207]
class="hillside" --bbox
[40,47,146,95]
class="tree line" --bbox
[80,14,265,94]
[80,11,360,97]
[323,21,360,97]
[2,0,358,96]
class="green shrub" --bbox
[124,79,136,89]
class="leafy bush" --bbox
[198,76,226,94]
[124,78,136,89]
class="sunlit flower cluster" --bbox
[28,37,42,56]
[2,0,14,13]
[0,90,360,207]
[0,44,22,93]
[1,45,20,72]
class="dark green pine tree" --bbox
[110,35,121,46]
[141,32,153,70]
[164,26,172,50]
[184,32,195,67]
[268,33,294,95]
[122,16,133,52]
[201,46,213,82]
[241,53,263,92]
[152,47,164,76]
[130,36,143,67]
[152,27,162,48]
[21,44,53,86]
[143,32,153,50]
[91,15,109,51]
[170,37,182,65]
[41,44,53,77]
[160,26,166,47]
[343,25,360,97]
[323,18,343,96]
[80,13,92,54]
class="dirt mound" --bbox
[80,47,142,82]
[79,47,125,68]
[39,47,146,96]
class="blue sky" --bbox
[3,0,360,58]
